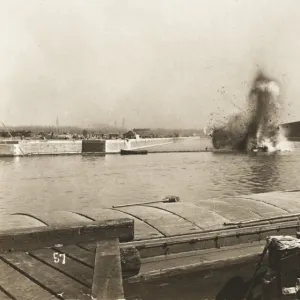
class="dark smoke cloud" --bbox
[210,71,282,151]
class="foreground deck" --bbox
[1,190,300,299]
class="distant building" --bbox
[132,128,151,138]
[123,130,137,139]
[0,132,10,138]
[57,133,72,140]
[8,130,32,138]
[108,133,120,139]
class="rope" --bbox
[244,241,270,300]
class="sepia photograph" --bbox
[1,0,300,299]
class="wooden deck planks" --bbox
[0,241,140,300]
[0,259,56,300]
[75,208,163,240]
[243,191,300,213]
[1,252,91,299]
[147,202,230,231]
[117,205,201,236]
[29,248,93,287]
[15,211,93,227]
[0,218,136,299]
[198,199,264,222]
[0,214,46,231]
[53,245,94,268]
[223,196,289,217]
[91,239,124,300]
[0,288,13,300]
[56,244,141,279]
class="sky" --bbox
[0,0,300,129]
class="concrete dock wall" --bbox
[0,141,18,156]
[105,138,174,153]
[82,140,106,153]
[0,138,175,156]
[129,138,174,149]
[105,140,130,153]
[16,140,82,156]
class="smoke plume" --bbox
[208,71,293,152]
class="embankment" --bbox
[17,140,82,156]
[0,141,19,156]
[0,138,176,156]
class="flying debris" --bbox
[206,71,293,153]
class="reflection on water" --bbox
[246,154,281,194]
[0,138,299,216]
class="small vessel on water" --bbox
[209,128,273,154]
[120,149,148,155]
[251,145,269,153]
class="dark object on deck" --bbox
[216,276,247,300]
[112,195,180,208]
[162,195,181,203]
[261,236,300,300]
[120,149,148,155]
[223,235,300,300]
[120,246,141,278]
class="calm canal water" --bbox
[0,137,300,217]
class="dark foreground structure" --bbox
[281,121,300,141]
[1,190,300,299]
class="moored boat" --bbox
[251,145,269,152]
[120,149,148,155]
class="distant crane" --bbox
[1,121,13,138]
[56,116,59,134]
[1,121,26,155]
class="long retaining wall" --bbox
[105,138,174,153]
[0,138,175,156]
[82,140,106,153]
[17,140,82,156]
[0,141,19,156]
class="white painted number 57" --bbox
[53,252,66,264]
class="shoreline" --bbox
[0,137,179,157]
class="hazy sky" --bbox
[1,0,300,129]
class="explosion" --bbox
[207,71,293,152]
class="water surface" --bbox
[0,138,299,216]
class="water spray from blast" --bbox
[206,70,293,152]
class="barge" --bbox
[120,149,148,155]
[1,190,300,299]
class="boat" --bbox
[2,190,300,299]
[120,149,148,155]
[210,128,272,154]
[251,145,269,152]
